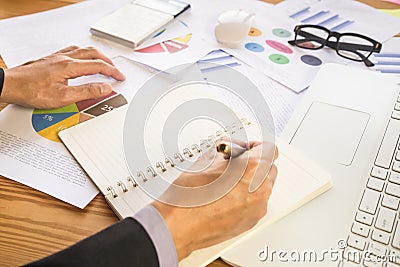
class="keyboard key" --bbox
[386,182,400,198]
[375,120,400,169]
[342,247,362,263]
[363,259,383,267]
[388,249,400,264]
[347,234,366,250]
[367,241,387,256]
[371,229,391,244]
[356,211,374,226]
[375,207,396,232]
[359,189,381,214]
[367,178,385,191]
[393,223,400,249]
[395,102,400,111]
[392,111,400,120]
[371,166,388,180]
[393,161,400,173]
[341,260,361,266]
[386,262,400,267]
[390,172,400,184]
[381,195,400,210]
[351,222,370,237]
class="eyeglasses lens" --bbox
[337,35,374,61]
[295,27,330,49]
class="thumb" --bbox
[66,82,113,103]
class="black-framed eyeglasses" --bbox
[288,24,382,67]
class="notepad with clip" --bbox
[90,0,191,48]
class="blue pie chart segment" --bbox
[32,112,76,132]
[245,42,264,53]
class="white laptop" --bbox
[221,63,400,266]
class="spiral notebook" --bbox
[59,104,331,267]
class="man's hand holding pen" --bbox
[153,140,278,260]
[216,140,248,159]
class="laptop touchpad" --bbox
[290,102,370,166]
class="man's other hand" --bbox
[0,46,125,109]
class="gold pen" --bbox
[216,141,248,159]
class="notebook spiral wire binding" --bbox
[107,118,252,198]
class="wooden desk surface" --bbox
[0,0,398,266]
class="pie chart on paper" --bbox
[135,33,192,54]
[134,20,192,54]
[31,91,127,142]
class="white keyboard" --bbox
[341,99,400,266]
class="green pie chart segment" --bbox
[32,103,79,114]
[31,92,127,143]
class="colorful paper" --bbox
[380,9,400,18]
[382,0,400,5]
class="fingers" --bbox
[23,45,81,66]
[248,140,263,149]
[67,59,126,81]
[63,82,113,104]
[62,46,115,66]
[55,45,116,66]
[56,46,126,82]
[219,137,248,149]
[55,45,80,54]
[219,137,262,150]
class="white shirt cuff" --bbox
[132,205,178,267]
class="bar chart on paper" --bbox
[197,49,241,72]
[289,7,354,32]
[373,53,400,75]
[371,38,400,75]
[32,92,127,142]
[275,0,400,40]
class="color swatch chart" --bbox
[225,15,346,92]
[32,92,127,142]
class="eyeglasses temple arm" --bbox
[331,44,375,66]
[326,40,381,53]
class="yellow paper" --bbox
[380,9,400,19]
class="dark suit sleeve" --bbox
[25,218,159,267]
[0,67,5,96]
